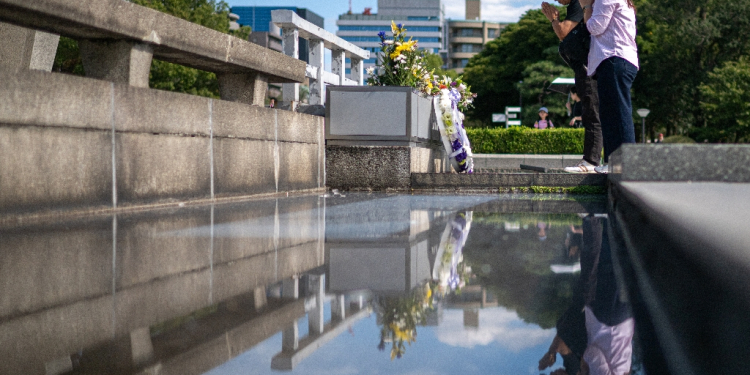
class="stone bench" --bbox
[0,0,306,105]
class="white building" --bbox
[336,0,446,74]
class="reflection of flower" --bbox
[434,212,473,295]
[375,283,435,360]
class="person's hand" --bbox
[538,351,556,370]
[570,119,575,126]
[580,0,594,8]
[566,101,572,111]
[541,2,559,22]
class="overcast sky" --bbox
[224,0,541,35]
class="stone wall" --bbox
[0,69,324,216]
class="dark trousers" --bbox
[573,63,603,166]
[594,57,638,163]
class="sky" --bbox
[224,0,542,36]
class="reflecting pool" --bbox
[1,193,642,375]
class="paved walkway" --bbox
[473,154,583,170]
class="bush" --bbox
[662,135,696,144]
[467,127,585,154]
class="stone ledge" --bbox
[610,144,750,182]
[0,0,305,83]
[411,172,607,189]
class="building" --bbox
[446,19,505,73]
[336,0,446,73]
[231,6,324,63]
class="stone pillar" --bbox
[331,294,346,322]
[281,321,299,351]
[254,286,268,311]
[281,276,299,300]
[308,39,325,105]
[308,274,325,334]
[331,49,345,85]
[79,39,153,88]
[281,27,299,110]
[130,327,154,366]
[218,72,268,106]
[0,22,59,72]
[350,57,364,86]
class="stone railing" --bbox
[0,0,326,217]
[0,0,306,105]
[272,10,370,107]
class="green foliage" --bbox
[662,135,697,144]
[519,61,574,126]
[696,57,750,142]
[461,7,569,125]
[422,52,459,79]
[52,0,251,98]
[633,0,750,139]
[467,127,585,154]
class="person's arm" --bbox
[580,0,615,35]
[542,2,578,40]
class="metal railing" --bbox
[272,10,371,107]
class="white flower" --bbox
[366,66,375,75]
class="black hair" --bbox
[569,87,577,95]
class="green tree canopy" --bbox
[633,0,750,140]
[519,61,573,126]
[697,57,750,142]
[462,8,570,127]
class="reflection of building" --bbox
[336,0,446,74]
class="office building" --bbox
[231,6,324,63]
[446,20,505,73]
[336,0,446,73]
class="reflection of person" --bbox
[537,221,548,241]
[542,0,603,173]
[539,215,634,375]
[567,87,583,128]
[534,107,555,129]
[580,0,639,174]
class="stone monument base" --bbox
[325,144,448,190]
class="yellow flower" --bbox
[388,40,416,60]
[391,21,399,35]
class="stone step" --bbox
[411,172,607,189]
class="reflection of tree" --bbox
[463,216,580,329]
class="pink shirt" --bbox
[586,0,639,76]
[583,307,635,375]
[534,120,554,129]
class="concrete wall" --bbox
[0,69,324,216]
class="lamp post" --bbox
[637,108,650,143]
[518,80,523,108]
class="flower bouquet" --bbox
[367,23,475,173]
[375,282,435,360]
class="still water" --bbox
[0,193,639,375]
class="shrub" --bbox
[662,135,697,144]
[467,127,585,154]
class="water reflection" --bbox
[0,193,629,375]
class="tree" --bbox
[697,57,750,142]
[53,0,251,98]
[462,8,569,126]
[519,61,573,126]
[422,52,459,80]
[632,0,750,139]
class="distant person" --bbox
[580,0,639,174]
[269,98,276,108]
[655,133,664,143]
[541,0,603,174]
[534,107,555,129]
[567,87,583,128]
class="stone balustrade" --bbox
[272,9,370,107]
[0,0,306,105]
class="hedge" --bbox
[466,127,585,154]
